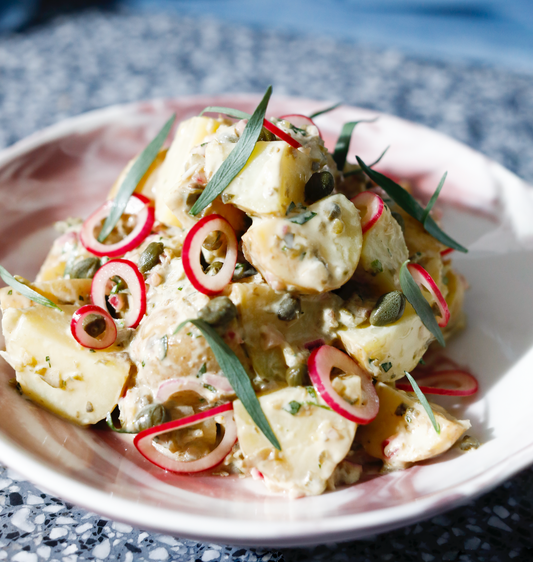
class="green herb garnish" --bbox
[283,401,302,415]
[306,386,318,400]
[333,118,378,171]
[422,171,447,225]
[404,371,440,434]
[200,106,250,120]
[400,261,445,347]
[197,363,207,377]
[45,356,51,367]
[290,211,317,225]
[98,113,176,242]
[0,265,61,311]
[203,384,217,393]
[160,335,168,360]
[381,362,392,373]
[356,157,466,253]
[308,102,341,119]
[174,318,280,450]
[370,259,383,274]
[343,145,390,177]
[190,87,272,216]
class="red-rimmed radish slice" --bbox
[80,194,154,258]
[308,345,379,425]
[91,259,146,328]
[133,402,237,474]
[351,191,384,233]
[441,248,454,257]
[156,378,217,403]
[382,435,400,459]
[407,263,450,327]
[70,304,117,349]
[278,114,322,139]
[396,369,478,396]
[182,214,238,296]
[263,120,302,149]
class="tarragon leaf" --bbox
[344,145,390,177]
[200,106,250,120]
[190,86,272,216]
[422,171,447,225]
[308,102,341,119]
[0,265,61,311]
[404,372,440,434]
[174,318,281,450]
[356,157,467,253]
[99,113,175,242]
[400,261,445,347]
[333,118,378,171]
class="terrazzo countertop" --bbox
[1,9,533,561]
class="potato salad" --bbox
[0,89,478,498]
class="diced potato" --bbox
[0,305,131,425]
[204,140,314,216]
[355,204,408,293]
[230,282,342,383]
[0,279,91,310]
[356,382,470,470]
[242,194,362,294]
[154,116,226,227]
[338,304,433,382]
[234,386,356,497]
[107,148,168,201]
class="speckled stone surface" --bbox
[1,9,533,561]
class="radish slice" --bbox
[351,192,384,233]
[396,369,478,396]
[70,304,117,349]
[263,120,302,149]
[182,214,238,296]
[202,373,235,394]
[308,345,379,424]
[407,263,451,328]
[133,402,237,474]
[80,194,154,258]
[156,378,217,403]
[91,259,146,328]
[441,248,454,257]
[278,114,322,139]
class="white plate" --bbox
[0,95,532,547]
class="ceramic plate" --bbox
[1,95,533,547]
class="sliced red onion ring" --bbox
[133,403,237,474]
[156,378,216,403]
[91,259,146,328]
[308,345,379,425]
[263,120,302,149]
[396,369,478,396]
[278,114,322,139]
[182,214,238,296]
[304,339,325,351]
[407,263,451,328]
[440,248,454,257]
[70,304,117,349]
[351,191,385,233]
[202,373,235,394]
[80,194,154,258]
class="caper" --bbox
[133,404,168,432]
[326,203,341,221]
[198,296,237,326]
[232,262,257,280]
[459,435,480,451]
[83,315,106,338]
[138,242,164,274]
[70,257,100,279]
[202,231,223,251]
[305,171,334,202]
[369,291,406,326]
[391,212,405,231]
[206,261,223,276]
[277,294,301,321]
[258,127,276,142]
[286,363,308,386]
[185,189,202,208]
